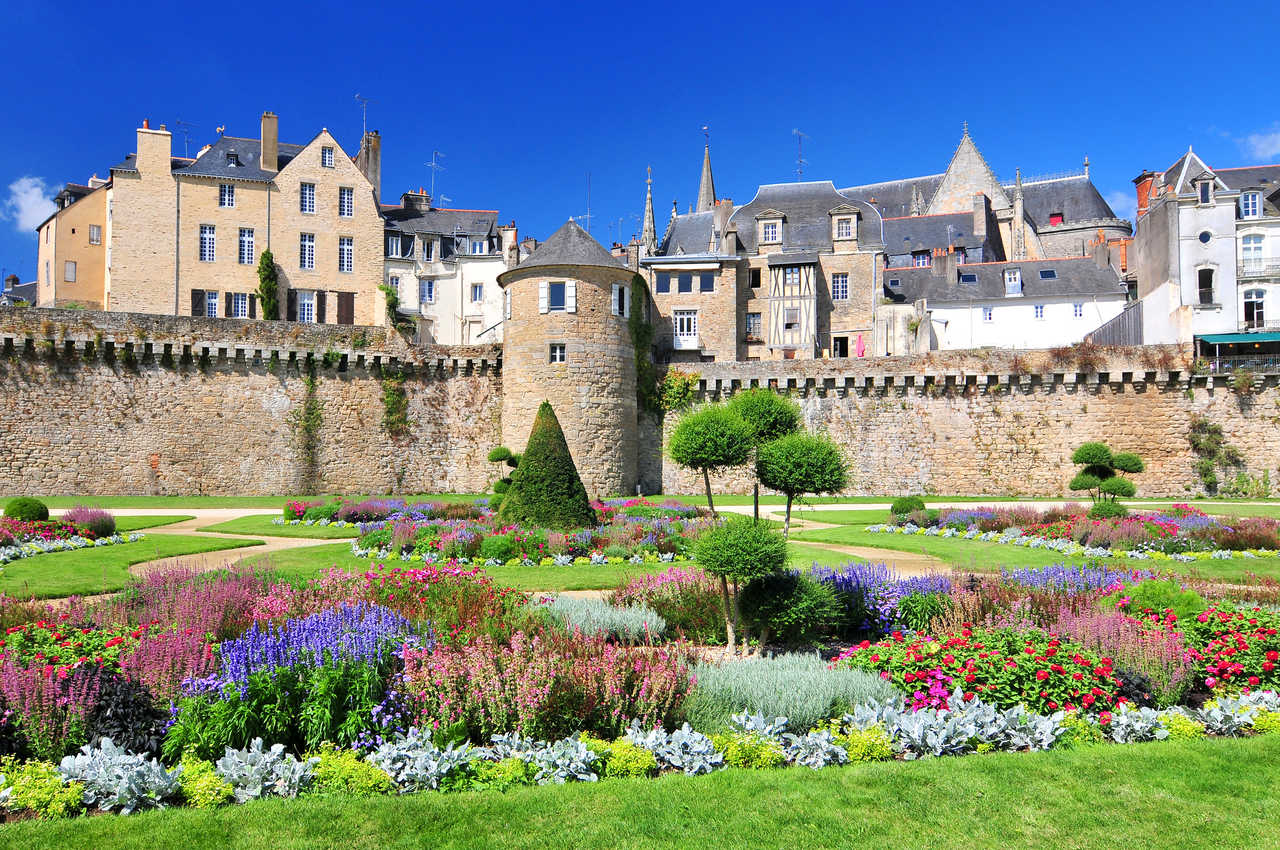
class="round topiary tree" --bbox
[755,432,848,536]
[4,497,49,521]
[726,388,801,520]
[1068,442,1144,513]
[694,516,787,652]
[498,402,595,531]
[668,404,753,516]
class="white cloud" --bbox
[0,176,56,233]
[1243,127,1280,162]
[1105,190,1137,222]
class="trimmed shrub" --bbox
[838,726,895,762]
[739,573,841,645]
[499,402,595,531]
[755,432,848,535]
[308,744,394,795]
[541,595,665,642]
[682,653,901,733]
[63,506,115,537]
[668,404,753,515]
[694,517,788,650]
[4,497,49,521]
[725,389,801,446]
[177,755,235,808]
[1087,501,1128,520]
[711,732,786,769]
[891,495,926,517]
[580,735,658,779]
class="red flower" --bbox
[1035,670,1050,681]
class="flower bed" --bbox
[870,503,1279,561]
[0,516,143,567]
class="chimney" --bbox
[356,130,382,202]
[932,246,958,280]
[260,112,279,173]
[1133,170,1155,218]
[135,121,172,175]
[401,189,431,212]
[498,223,518,266]
[972,192,990,243]
[4,274,17,291]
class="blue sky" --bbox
[4,0,1280,282]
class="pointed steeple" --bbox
[697,143,716,212]
[1011,167,1026,260]
[910,183,925,216]
[641,166,657,253]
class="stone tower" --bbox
[497,220,637,498]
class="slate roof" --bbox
[500,219,624,280]
[726,181,881,254]
[382,206,497,237]
[883,212,983,254]
[1215,165,1280,191]
[884,256,1126,305]
[840,174,945,219]
[0,281,37,306]
[1015,177,1121,226]
[659,209,716,255]
[110,154,196,174]
[176,136,306,182]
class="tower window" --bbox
[549,343,566,363]
[548,281,566,311]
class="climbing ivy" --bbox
[1188,415,1242,495]
[628,273,658,412]
[657,369,701,412]
[380,369,411,438]
[289,363,324,487]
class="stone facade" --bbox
[35,182,108,308]
[499,264,637,499]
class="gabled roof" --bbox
[499,219,624,282]
[659,209,716,255]
[885,256,1125,304]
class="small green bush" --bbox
[468,757,533,792]
[1107,578,1207,621]
[739,572,841,645]
[711,732,787,769]
[580,735,657,779]
[499,402,595,531]
[177,755,234,808]
[1161,714,1205,740]
[1252,711,1280,735]
[890,495,926,517]
[0,758,84,819]
[302,502,342,522]
[896,591,951,633]
[838,726,895,762]
[1056,711,1105,749]
[4,497,49,521]
[479,533,517,562]
[694,517,787,584]
[308,745,394,795]
[1087,501,1128,519]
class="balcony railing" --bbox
[1203,354,1280,374]
[1238,257,1280,278]
[672,334,701,351]
[1240,319,1280,332]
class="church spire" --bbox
[641,166,657,253]
[696,129,716,212]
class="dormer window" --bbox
[912,251,931,267]
[1039,269,1057,280]
[762,221,780,243]
[225,150,241,167]
[1004,268,1023,296]
[1048,212,1064,226]
[836,218,852,239]
[1241,192,1261,218]
[1198,181,1212,204]
[959,273,978,284]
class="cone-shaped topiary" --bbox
[498,401,595,530]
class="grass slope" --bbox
[3,737,1276,850]
[0,536,263,598]
[201,515,360,539]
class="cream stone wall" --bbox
[35,186,109,308]
[178,175,269,316]
[500,265,637,498]
[109,128,179,314]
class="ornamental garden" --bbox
[0,400,1279,845]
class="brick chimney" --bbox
[4,274,17,291]
[260,111,279,173]
[931,245,959,280]
[356,131,381,202]
[401,188,431,212]
[1132,170,1156,218]
[498,223,518,266]
[135,120,172,175]
[972,192,990,244]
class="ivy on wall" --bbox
[288,360,324,488]
[628,273,658,412]
[380,369,411,438]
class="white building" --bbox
[1131,149,1280,364]
[874,248,1128,352]
[382,190,518,344]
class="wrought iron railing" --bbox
[1238,257,1280,277]
[1203,353,1280,373]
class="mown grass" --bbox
[113,515,194,532]
[3,736,1276,850]
[9,494,483,510]
[201,515,360,539]
[0,535,263,598]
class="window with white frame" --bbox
[1198,181,1212,204]
[89,224,101,245]
[831,272,849,301]
[612,283,629,317]
[219,183,235,208]
[231,292,249,318]
[1034,304,1045,320]
[1073,302,1084,318]
[1242,234,1264,273]
[783,266,801,287]
[338,237,353,273]
[299,233,315,269]
[1004,268,1023,295]
[387,234,400,257]
[762,221,779,242]
[836,218,852,239]
[548,281,566,311]
[321,147,334,168]
[419,279,434,304]
[1245,288,1266,328]
[297,290,316,323]
[471,283,483,302]
[388,275,400,300]
[64,260,76,282]
[199,225,216,262]
[238,228,254,265]
[982,306,994,322]
[339,187,354,218]
[745,312,762,340]
[206,290,219,318]
[1241,192,1261,218]
[471,239,486,255]
[423,238,434,260]
[300,183,316,214]
[912,251,931,267]
[549,342,566,363]
[674,309,698,340]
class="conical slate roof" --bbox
[500,219,624,284]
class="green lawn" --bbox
[201,515,360,539]
[3,736,1276,849]
[0,535,263,598]
[113,515,194,532]
[8,494,483,510]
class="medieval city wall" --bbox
[0,308,500,495]
[653,346,1279,498]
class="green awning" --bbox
[1197,332,1280,344]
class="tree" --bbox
[667,404,753,516]
[693,516,787,652]
[498,402,595,530]
[726,388,801,520]
[486,445,521,511]
[1068,441,1145,506]
[256,250,279,319]
[755,432,848,536]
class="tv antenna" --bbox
[792,128,808,180]
[173,119,197,157]
[576,172,593,235]
[437,194,453,208]
[354,93,373,136]
[426,151,446,200]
